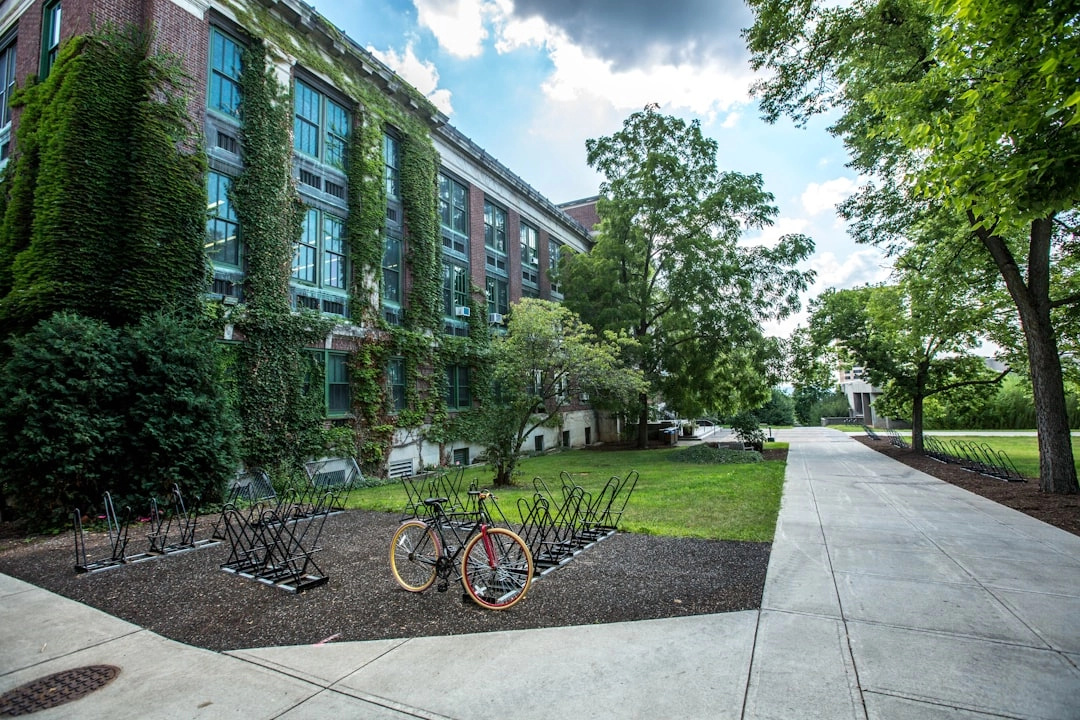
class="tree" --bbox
[467,299,643,487]
[808,267,1007,452]
[562,106,815,447]
[746,0,1080,493]
[787,326,843,425]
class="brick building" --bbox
[0,0,597,475]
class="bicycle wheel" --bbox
[461,527,534,610]
[389,520,440,592]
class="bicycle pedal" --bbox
[437,581,448,593]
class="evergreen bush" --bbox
[669,444,763,464]
[0,312,237,530]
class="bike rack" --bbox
[219,488,332,592]
[304,457,363,514]
[400,466,468,520]
[73,492,132,573]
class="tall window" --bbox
[384,133,400,200]
[446,365,471,410]
[388,357,406,412]
[40,1,61,78]
[208,28,242,119]
[548,238,562,294]
[439,173,469,255]
[207,172,240,268]
[294,80,348,170]
[326,352,350,416]
[382,233,402,307]
[521,221,539,286]
[486,275,508,318]
[484,201,507,254]
[443,262,469,317]
[291,208,346,290]
[0,37,15,165]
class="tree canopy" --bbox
[746,0,1080,493]
[562,106,814,446]
[464,299,643,486]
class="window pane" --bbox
[325,99,348,169]
[292,209,318,282]
[384,133,400,199]
[328,354,350,413]
[209,29,241,117]
[322,214,346,289]
[383,235,401,303]
[207,172,240,266]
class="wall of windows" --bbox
[442,262,470,332]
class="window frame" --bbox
[382,231,403,309]
[445,365,471,411]
[39,0,61,79]
[289,205,348,317]
[324,350,351,417]
[548,238,562,295]
[384,132,401,201]
[0,33,15,166]
[442,260,470,318]
[439,172,469,257]
[207,26,243,121]
[520,221,540,287]
[293,78,349,170]
[388,356,406,413]
[207,170,241,270]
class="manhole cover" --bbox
[0,665,120,716]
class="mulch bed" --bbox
[2,438,1076,652]
[0,507,770,652]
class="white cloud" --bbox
[418,0,753,119]
[742,217,810,249]
[413,0,489,58]
[801,176,860,216]
[721,111,741,129]
[810,247,891,289]
[367,41,454,115]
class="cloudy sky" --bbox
[319,0,892,336]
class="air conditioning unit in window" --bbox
[488,312,504,325]
[454,306,471,318]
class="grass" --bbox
[346,444,787,542]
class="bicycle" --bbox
[389,490,534,610]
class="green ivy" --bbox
[229,40,333,475]
[0,26,207,338]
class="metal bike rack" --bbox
[219,488,332,592]
[73,492,132,573]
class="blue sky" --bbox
[317,0,892,336]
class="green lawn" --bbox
[347,445,787,542]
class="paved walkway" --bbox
[2,428,1078,719]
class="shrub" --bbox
[669,444,762,464]
[0,312,237,529]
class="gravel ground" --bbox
[4,437,1075,653]
[0,508,770,652]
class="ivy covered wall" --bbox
[0,26,208,337]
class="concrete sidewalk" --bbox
[2,428,1078,719]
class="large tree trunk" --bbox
[910,363,927,454]
[636,391,649,449]
[910,395,925,454]
[977,216,1078,494]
